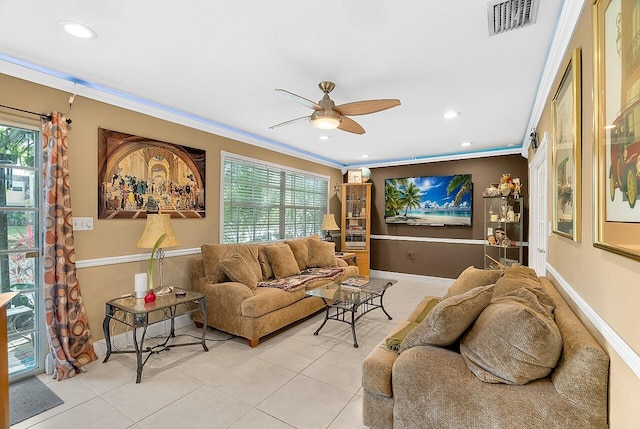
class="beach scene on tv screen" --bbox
[385,174,472,226]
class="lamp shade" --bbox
[134,214,182,249]
[320,214,340,231]
[311,111,341,130]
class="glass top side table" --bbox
[102,289,208,383]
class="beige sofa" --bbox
[362,266,609,429]
[190,236,359,347]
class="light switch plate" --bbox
[72,217,93,231]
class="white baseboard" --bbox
[546,264,640,380]
[93,313,194,358]
[369,269,455,287]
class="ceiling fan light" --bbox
[311,111,341,130]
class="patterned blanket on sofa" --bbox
[258,267,347,292]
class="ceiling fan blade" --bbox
[269,116,310,129]
[335,99,400,116]
[338,116,365,135]
[275,89,322,110]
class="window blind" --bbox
[222,153,329,243]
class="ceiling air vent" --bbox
[488,0,539,36]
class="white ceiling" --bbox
[0,1,572,168]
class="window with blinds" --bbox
[222,152,329,243]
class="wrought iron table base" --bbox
[313,285,392,348]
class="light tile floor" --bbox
[11,278,449,429]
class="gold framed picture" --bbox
[552,48,582,242]
[593,0,640,261]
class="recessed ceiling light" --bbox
[59,21,97,39]
[318,135,330,140]
[444,111,460,119]
[461,141,472,147]
[361,154,369,158]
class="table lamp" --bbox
[320,213,340,242]
[134,214,181,295]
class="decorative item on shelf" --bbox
[134,213,182,295]
[319,213,340,242]
[347,169,362,183]
[499,199,509,221]
[360,167,371,183]
[499,173,514,196]
[482,183,501,197]
[512,177,522,199]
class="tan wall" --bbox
[0,73,344,341]
[534,5,640,428]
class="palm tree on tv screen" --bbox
[446,174,472,206]
[400,182,422,217]
[384,180,403,216]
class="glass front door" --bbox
[0,120,42,379]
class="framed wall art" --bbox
[98,128,206,219]
[593,0,640,260]
[552,48,582,241]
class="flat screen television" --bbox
[384,174,472,226]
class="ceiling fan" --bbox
[269,81,400,135]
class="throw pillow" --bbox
[399,284,494,352]
[443,266,503,299]
[492,265,542,297]
[307,239,336,267]
[201,243,261,283]
[220,253,260,289]
[460,287,562,385]
[285,238,309,271]
[257,245,274,280]
[264,243,300,278]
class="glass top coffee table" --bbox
[305,276,397,348]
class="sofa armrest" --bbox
[335,258,347,267]
[193,277,254,317]
[363,321,416,397]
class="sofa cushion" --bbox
[443,266,503,299]
[285,238,309,270]
[460,287,562,385]
[307,239,336,267]
[257,245,275,280]
[400,284,494,351]
[201,243,261,284]
[241,287,307,317]
[264,243,300,278]
[220,253,260,289]
[492,265,543,297]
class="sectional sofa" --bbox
[362,266,609,428]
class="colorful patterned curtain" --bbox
[42,112,97,380]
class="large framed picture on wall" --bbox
[98,128,206,219]
[593,0,640,261]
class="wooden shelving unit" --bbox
[341,183,372,275]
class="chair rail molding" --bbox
[546,263,640,380]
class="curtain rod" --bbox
[0,103,72,124]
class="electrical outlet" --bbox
[407,251,416,260]
[72,217,94,231]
